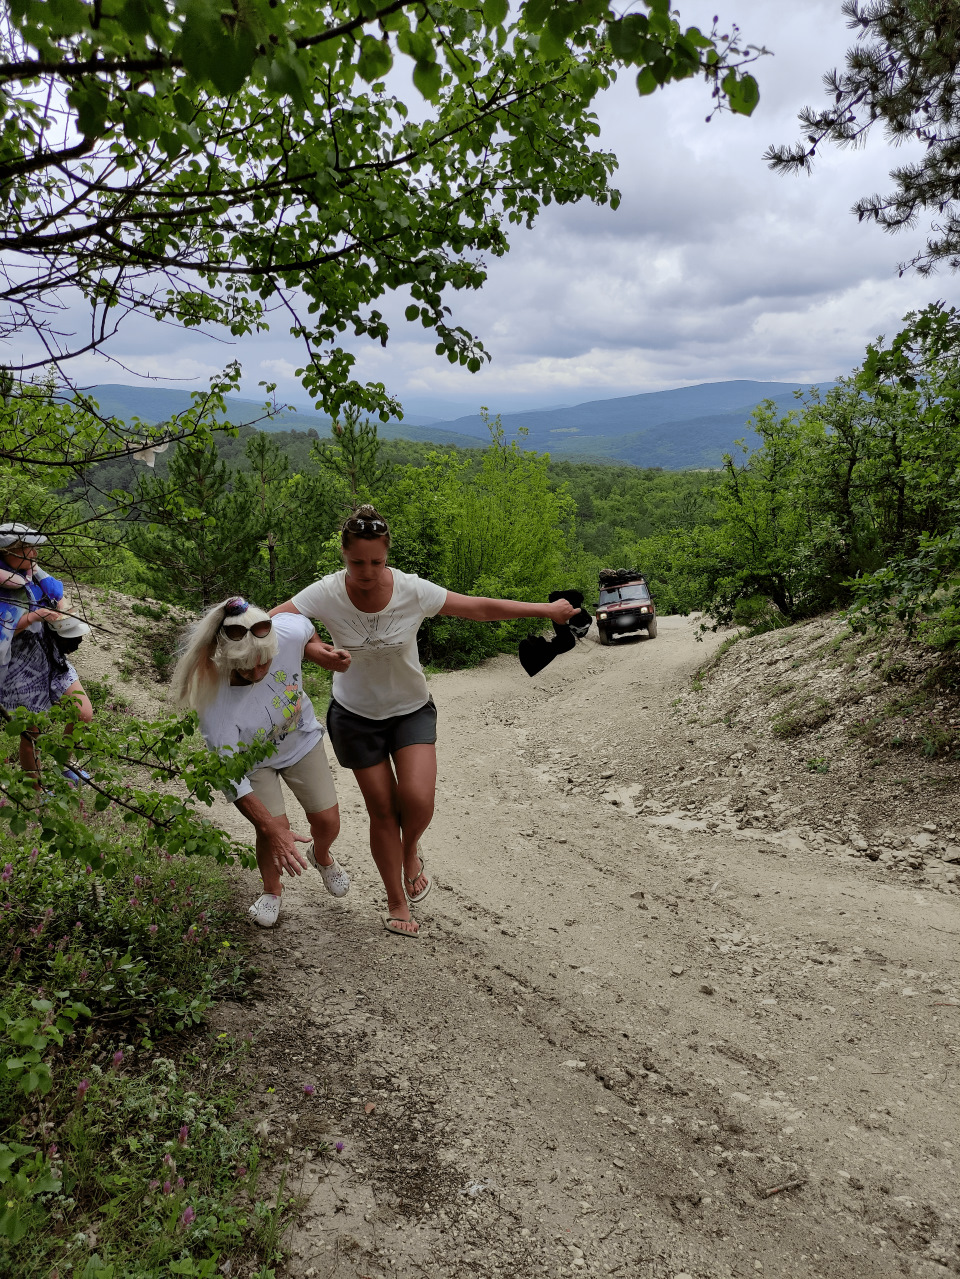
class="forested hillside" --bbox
[84,378,830,469]
[35,302,960,665]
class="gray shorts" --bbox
[247,738,338,818]
[326,696,437,771]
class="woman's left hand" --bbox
[304,635,352,672]
[547,598,577,625]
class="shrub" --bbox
[0,820,291,1276]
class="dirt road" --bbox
[85,608,960,1278]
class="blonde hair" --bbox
[170,597,278,712]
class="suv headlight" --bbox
[598,612,607,619]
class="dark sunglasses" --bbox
[220,619,273,641]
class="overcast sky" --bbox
[68,0,956,421]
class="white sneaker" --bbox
[248,893,282,927]
[304,842,351,898]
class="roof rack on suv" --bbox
[598,567,644,588]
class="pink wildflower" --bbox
[112,1050,123,1068]
[0,865,11,882]
[303,1084,315,1096]
[163,1179,172,1195]
[76,1079,89,1100]
[180,1205,196,1228]
[178,1125,189,1145]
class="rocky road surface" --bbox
[192,616,960,1279]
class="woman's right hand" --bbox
[16,607,61,632]
[547,598,577,625]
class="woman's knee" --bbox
[398,789,435,829]
[364,795,400,824]
[308,805,341,842]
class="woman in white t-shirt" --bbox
[271,504,575,938]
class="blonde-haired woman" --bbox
[271,505,575,938]
[171,595,352,927]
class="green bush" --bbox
[0,821,294,1276]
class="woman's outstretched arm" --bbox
[438,592,576,624]
[269,600,301,617]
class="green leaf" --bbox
[357,36,393,83]
[179,0,257,96]
[538,24,566,61]
[635,66,658,95]
[725,71,760,116]
[265,50,309,104]
[483,0,508,27]
[523,0,552,32]
[404,304,420,321]
[413,60,443,101]
[0,1204,29,1244]
[607,16,645,61]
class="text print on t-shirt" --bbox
[245,669,304,748]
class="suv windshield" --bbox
[599,584,650,605]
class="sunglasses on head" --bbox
[221,619,273,641]
[346,517,387,534]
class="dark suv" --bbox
[596,571,657,645]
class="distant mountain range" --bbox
[83,378,831,469]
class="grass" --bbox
[302,665,333,717]
[771,695,832,739]
[0,801,295,1277]
[848,687,959,757]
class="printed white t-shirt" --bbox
[291,568,447,720]
[197,612,323,799]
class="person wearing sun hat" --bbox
[170,595,353,927]
[0,522,94,786]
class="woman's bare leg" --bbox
[59,681,95,776]
[305,804,340,867]
[352,760,413,931]
[19,729,40,783]
[255,814,289,897]
[393,743,437,895]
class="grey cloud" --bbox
[33,0,953,420]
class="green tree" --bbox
[375,413,580,664]
[313,409,390,503]
[232,432,292,595]
[766,0,960,273]
[3,0,761,412]
[129,440,260,608]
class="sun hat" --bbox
[0,523,47,549]
[47,613,91,640]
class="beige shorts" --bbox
[247,738,338,818]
